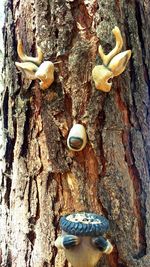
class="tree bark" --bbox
[0,0,150,267]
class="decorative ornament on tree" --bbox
[55,212,113,267]
[15,39,54,90]
[92,26,131,92]
[67,124,87,152]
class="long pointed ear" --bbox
[17,39,43,66]
[98,26,123,66]
[108,50,131,76]
[15,62,38,80]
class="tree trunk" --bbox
[0,0,150,267]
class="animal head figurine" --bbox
[67,124,87,152]
[35,61,54,90]
[92,26,131,92]
[55,212,113,267]
[15,39,54,90]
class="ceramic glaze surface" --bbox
[15,40,54,89]
[60,212,110,236]
[55,212,113,267]
[35,61,54,90]
[67,124,87,151]
[92,26,131,92]
[65,236,102,267]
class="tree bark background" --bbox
[0,0,150,267]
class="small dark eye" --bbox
[107,78,112,84]
[69,137,83,150]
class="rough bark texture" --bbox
[0,0,150,267]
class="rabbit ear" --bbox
[108,50,131,76]
[15,62,38,80]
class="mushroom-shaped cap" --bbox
[60,212,110,237]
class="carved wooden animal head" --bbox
[92,26,131,92]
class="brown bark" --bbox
[0,0,150,267]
